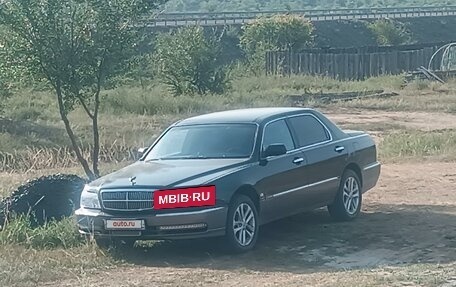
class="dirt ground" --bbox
[42,162,456,287]
[326,108,456,131]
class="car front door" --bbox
[287,114,348,208]
[256,119,310,224]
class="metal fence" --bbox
[143,6,456,27]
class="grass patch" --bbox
[0,216,83,249]
[0,215,115,286]
[3,89,59,122]
[379,130,456,162]
[0,244,114,287]
[0,215,116,286]
[334,80,456,113]
[233,74,404,94]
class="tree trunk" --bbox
[92,90,101,178]
[55,84,96,181]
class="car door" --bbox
[256,119,310,223]
[287,114,348,208]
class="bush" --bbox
[3,90,59,121]
[367,19,412,46]
[0,215,83,249]
[240,14,314,74]
[154,26,230,96]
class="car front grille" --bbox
[100,189,154,211]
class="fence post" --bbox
[354,53,359,80]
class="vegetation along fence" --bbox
[266,43,445,80]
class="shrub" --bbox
[367,19,412,46]
[154,26,230,96]
[240,14,314,74]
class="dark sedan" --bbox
[76,108,381,252]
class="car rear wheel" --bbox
[328,169,362,221]
[225,194,259,253]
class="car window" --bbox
[144,124,257,160]
[288,115,330,148]
[262,120,295,151]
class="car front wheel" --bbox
[225,194,259,253]
[328,169,362,221]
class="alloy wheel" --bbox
[232,203,256,246]
[342,177,360,215]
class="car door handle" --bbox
[335,146,345,153]
[293,157,305,165]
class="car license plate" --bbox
[154,186,216,210]
[105,219,145,230]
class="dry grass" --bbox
[332,80,456,113]
[0,144,137,172]
[379,130,456,162]
[0,244,115,287]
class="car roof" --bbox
[176,107,315,126]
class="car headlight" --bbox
[80,185,101,209]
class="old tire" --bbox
[328,170,362,221]
[1,174,85,227]
[224,194,259,253]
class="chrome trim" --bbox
[260,113,333,160]
[100,189,155,212]
[363,162,381,171]
[272,177,340,198]
[155,206,226,217]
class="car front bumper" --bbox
[75,206,228,240]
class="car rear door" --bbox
[287,114,348,208]
[256,119,310,223]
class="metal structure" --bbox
[428,42,456,71]
[143,6,456,27]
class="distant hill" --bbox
[164,0,454,13]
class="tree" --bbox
[154,26,229,96]
[0,0,166,180]
[367,19,412,46]
[240,14,314,73]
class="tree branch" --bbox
[76,94,94,119]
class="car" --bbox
[76,107,381,252]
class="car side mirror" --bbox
[137,147,147,157]
[263,144,287,158]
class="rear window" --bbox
[288,115,330,148]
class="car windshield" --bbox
[144,124,257,160]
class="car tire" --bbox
[224,194,259,253]
[328,169,362,221]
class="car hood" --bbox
[90,159,249,189]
